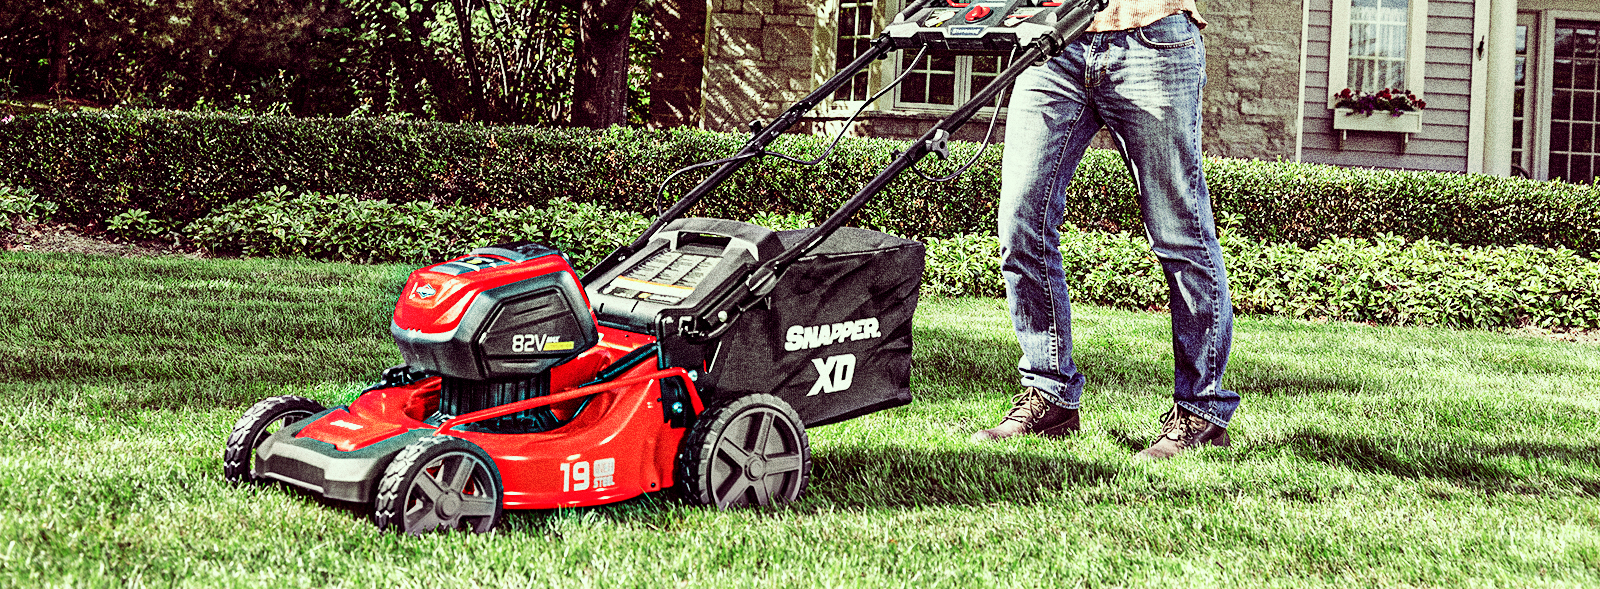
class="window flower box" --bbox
[1330,88,1425,151]
[1332,108,1424,133]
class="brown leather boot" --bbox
[970,388,1080,443]
[1134,405,1230,460]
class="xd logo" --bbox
[808,354,857,396]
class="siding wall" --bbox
[1300,0,1477,171]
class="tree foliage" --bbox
[0,0,653,125]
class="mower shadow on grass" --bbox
[802,445,1122,508]
[1243,429,1600,497]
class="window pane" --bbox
[1554,89,1572,121]
[1578,59,1598,90]
[1551,153,1570,180]
[971,55,999,73]
[1514,119,1524,150]
[1555,27,1575,58]
[1579,27,1598,58]
[930,71,955,104]
[1577,92,1596,122]
[1347,0,1408,93]
[902,76,926,103]
[1552,122,1571,151]
[834,1,878,102]
[1575,123,1596,154]
[1572,155,1593,184]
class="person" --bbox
[969,2,1238,459]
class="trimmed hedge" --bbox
[3,110,1599,256]
[924,229,1600,330]
[184,188,647,269]
[32,185,1584,331]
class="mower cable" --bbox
[652,152,764,214]
[911,45,1018,183]
[651,44,932,215]
[761,43,931,167]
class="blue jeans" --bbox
[997,13,1239,427]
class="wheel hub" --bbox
[745,457,766,480]
[436,490,463,518]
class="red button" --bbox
[965,5,991,21]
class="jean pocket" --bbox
[1135,14,1199,49]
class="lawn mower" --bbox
[221,0,1107,534]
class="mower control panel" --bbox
[885,0,1104,52]
[587,218,784,333]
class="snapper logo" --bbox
[783,317,882,352]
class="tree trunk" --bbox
[47,22,69,97]
[571,0,641,129]
[447,0,491,121]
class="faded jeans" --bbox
[997,13,1239,427]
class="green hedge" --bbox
[3,110,1599,255]
[923,229,1600,330]
[184,188,647,269]
[17,185,1581,330]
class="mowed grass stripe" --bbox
[0,251,1596,587]
[0,254,406,386]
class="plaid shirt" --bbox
[1085,3,1206,32]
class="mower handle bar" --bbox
[583,0,1107,341]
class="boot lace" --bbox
[1157,406,1206,444]
[1002,389,1049,428]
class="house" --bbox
[648,0,1597,183]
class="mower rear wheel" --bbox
[372,435,503,535]
[677,393,811,508]
[222,395,326,483]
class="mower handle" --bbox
[595,0,1107,342]
[675,0,1105,342]
[580,35,899,286]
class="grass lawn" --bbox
[1,251,1597,588]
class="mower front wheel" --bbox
[677,393,811,508]
[222,395,326,483]
[372,435,503,535]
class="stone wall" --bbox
[672,0,1305,160]
[649,0,710,128]
[699,0,834,132]
[1195,0,1304,159]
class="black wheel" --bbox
[372,435,503,535]
[222,395,326,483]
[677,393,811,508]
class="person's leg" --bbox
[1090,15,1239,448]
[973,36,1107,442]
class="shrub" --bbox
[105,209,175,241]
[925,229,1600,330]
[0,184,57,223]
[184,187,647,267]
[3,111,1598,256]
[65,187,1600,329]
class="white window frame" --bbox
[1518,10,1600,182]
[1514,11,1545,179]
[831,0,881,110]
[892,49,1012,113]
[1326,0,1430,106]
[825,0,1006,116]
